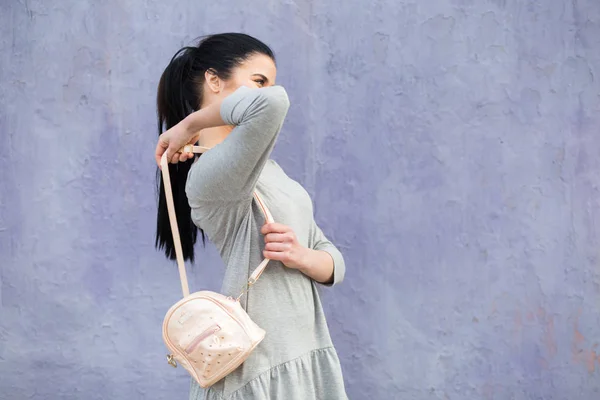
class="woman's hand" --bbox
[154,120,200,167]
[261,223,308,269]
[261,222,335,283]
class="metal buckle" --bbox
[235,277,257,302]
[167,354,177,368]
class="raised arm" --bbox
[185,85,290,201]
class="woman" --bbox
[154,33,347,399]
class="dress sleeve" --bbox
[310,221,346,286]
[186,85,290,202]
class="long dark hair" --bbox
[155,33,275,262]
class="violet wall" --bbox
[1,0,599,399]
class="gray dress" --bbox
[185,86,347,400]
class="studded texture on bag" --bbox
[163,292,266,387]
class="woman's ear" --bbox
[205,69,222,93]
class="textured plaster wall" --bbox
[1,0,600,399]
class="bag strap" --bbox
[160,145,274,298]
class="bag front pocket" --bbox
[185,324,221,354]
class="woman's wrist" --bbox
[181,112,201,138]
[182,97,227,136]
[295,248,334,284]
[291,246,312,272]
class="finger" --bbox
[264,233,287,243]
[178,151,188,163]
[261,223,290,235]
[169,150,180,164]
[155,139,169,167]
[263,250,287,262]
[265,242,291,252]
